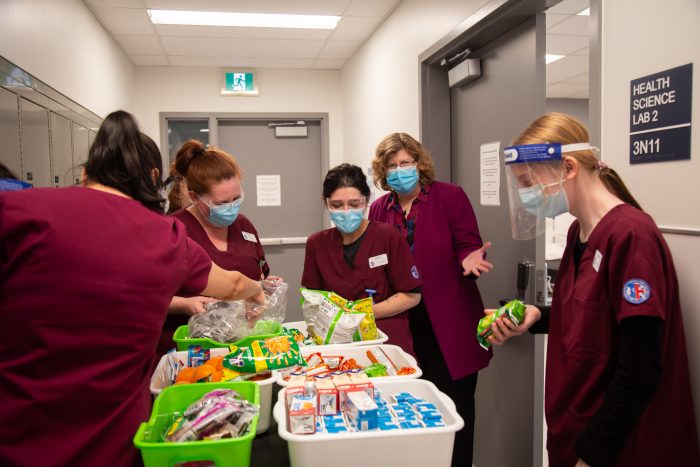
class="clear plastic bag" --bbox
[188,278,288,343]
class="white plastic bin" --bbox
[273,379,464,467]
[282,320,388,347]
[150,348,276,434]
[275,344,422,385]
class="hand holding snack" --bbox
[478,301,541,348]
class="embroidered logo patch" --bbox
[411,265,420,279]
[623,279,650,304]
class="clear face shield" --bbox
[503,142,598,240]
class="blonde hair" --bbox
[514,113,642,211]
[372,133,436,191]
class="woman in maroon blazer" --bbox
[369,133,492,467]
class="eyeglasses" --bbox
[386,160,417,171]
[199,191,245,208]
[326,198,367,211]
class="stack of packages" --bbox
[284,347,445,435]
[300,288,378,345]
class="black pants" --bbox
[409,301,478,467]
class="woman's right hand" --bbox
[171,296,217,316]
[484,304,541,345]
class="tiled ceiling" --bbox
[546,0,590,99]
[84,0,401,69]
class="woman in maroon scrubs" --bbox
[369,133,492,467]
[489,113,700,467]
[0,111,264,467]
[302,164,421,354]
[156,140,271,355]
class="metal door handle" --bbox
[259,237,308,246]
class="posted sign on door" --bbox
[629,63,692,164]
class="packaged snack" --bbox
[300,289,365,345]
[306,364,330,378]
[344,391,378,431]
[322,356,344,371]
[366,346,398,376]
[331,374,354,411]
[288,395,317,435]
[187,345,210,368]
[349,373,375,400]
[339,358,360,372]
[305,352,324,367]
[363,362,388,377]
[347,297,379,342]
[285,327,306,344]
[476,299,526,350]
[396,367,417,376]
[316,377,339,415]
[223,335,305,373]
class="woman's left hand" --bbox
[462,242,494,276]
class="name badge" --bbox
[592,250,603,272]
[242,231,257,243]
[369,254,388,268]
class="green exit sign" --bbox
[222,71,258,96]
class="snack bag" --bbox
[300,288,365,345]
[347,297,378,342]
[223,335,305,373]
[476,299,526,350]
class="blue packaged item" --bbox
[414,402,438,412]
[378,420,400,431]
[423,420,447,428]
[395,412,418,422]
[187,345,210,368]
[392,392,416,403]
[399,420,423,429]
[418,410,443,421]
[345,391,378,431]
[326,425,349,434]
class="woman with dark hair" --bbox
[0,110,264,467]
[302,163,421,353]
[156,139,273,356]
[488,113,700,467]
[0,161,32,191]
[369,132,493,467]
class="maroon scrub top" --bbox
[302,221,422,355]
[157,210,269,356]
[546,204,700,467]
[0,187,212,467]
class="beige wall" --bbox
[340,0,489,174]
[0,0,134,116]
[132,66,343,167]
[601,0,700,436]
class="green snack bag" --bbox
[363,362,388,377]
[223,335,305,373]
[477,300,526,350]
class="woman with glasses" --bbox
[368,133,493,467]
[157,139,272,356]
[302,163,422,354]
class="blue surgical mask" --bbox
[330,209,364,234]
[198,194,242,227]
[518,179,569,218]
[387,166,419,194]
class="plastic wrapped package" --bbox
[300,289,369,345]
[188,278,289,343]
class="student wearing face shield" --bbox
[302,163,422,354]
[156,140,274,356]
[490,113,700,467]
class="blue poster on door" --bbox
[629,63,692,164]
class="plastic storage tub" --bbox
[134,381,259,467]
[150,348,276,434]
[173,320,284,351]
[273,379,464,467]
[275,344,422,385]
[282,320,388,347]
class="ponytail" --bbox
[84,110,165,213]
[174,139,241,195]
[596,162,643,211]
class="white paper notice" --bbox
[256,175,281,206]
[480,141,501,206]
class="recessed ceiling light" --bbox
[577,8,590,16]
[147,10,341,29]
[546,54,565,64]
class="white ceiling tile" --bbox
[561,71,588,84]
[546,34,588,55]
[547,15,589,36]
[93,6,157,35]
[546,0,589,15]
[312,58,346,69]
[546,13,569,30]
[546,55,588,83]
[167,55,313,68]
[87,0,145,7]
[328,16,383,41]
[129,54,169,66]
[343,0,400,17]
[143,0,351,15]
[161,36,325,58]
[154,24,331,40]
[114,34,164,55]
[319,40,361,59]
[546,83,589,98]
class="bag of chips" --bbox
[222,335,306,373]
[300,289,366,345]
[476,299,526,350]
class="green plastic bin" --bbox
[173,320,284,351]
[134,382,260,467]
